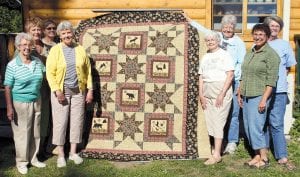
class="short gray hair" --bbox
[204,30,221,42]
[56,21,74,36]
[263,16,284,31]
[15,33,33,48]
[221,15,237,28]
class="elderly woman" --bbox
[24,17,47,61]
[4,33,46,174]
[199,31,234,165]
[42,19,58,56]
[39,19,59,159]
[25,17,52,159]
[263,16,297,170]
[219,15,246,155]
[238,24,280,168]
[46,21,93,167]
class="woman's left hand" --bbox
[215,93,225,108]
[258,99,266,113]
[86,89,93,103]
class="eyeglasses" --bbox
[19,43,33,48]
[253,33,266,37]
[205,38,217,42]
[46,27,56,30]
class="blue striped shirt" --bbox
[63,45,78,88]
[4,54,45,102]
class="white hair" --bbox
[14,33,33,48]
[204,30,221,42]
[56,21,74,36]
[221,15,237,28]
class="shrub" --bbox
[292,86,300,139]
[0,6,22,33]
[290,118,300,140]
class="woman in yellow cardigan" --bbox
[46,21,93,168]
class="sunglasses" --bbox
[46,27,56,30]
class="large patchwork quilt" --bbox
[75,11,204,161]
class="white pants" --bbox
[12,99,41,167]
[51,88,86,145]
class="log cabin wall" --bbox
[22,0,298,55]
[291,1,300,50]
[22,0,211,28]
[21,0,300,134]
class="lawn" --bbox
[0,137,299,177]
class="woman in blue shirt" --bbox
[264,16,297,170]
[4,33,46,174]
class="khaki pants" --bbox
[51,88,85,145]
[12,99,41,167]
[203,81,232,138]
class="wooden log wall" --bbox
[22,0,299,55]
[290,1,300,49]
[22,0,211,28]
[290,1,300,73]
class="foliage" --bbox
[290,118,300,140]
[292,87,300,139]
[293,87,300,118]
[0,6,22,33]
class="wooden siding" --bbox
[291,1,300,42]
[23,0,211,27]
[290,1,300,73]
[22,0,300,52]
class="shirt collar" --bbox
[251,43,269,53]
[221,34,237,46]
[16,54,37,67]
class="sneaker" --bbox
[69,153,83,165]
[17,165,28,175]
[57,157,66,168]
[32,161,46,168]
[223,143,237,154]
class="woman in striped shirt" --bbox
[46,21,93,168]
[4,33,46,174]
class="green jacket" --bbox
[240,43,280,97]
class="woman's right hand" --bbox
[56,90,66,104]
[6,106,14,121]
[237,87,243,108]
[200,96,207,110]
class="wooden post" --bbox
[7,34,17,61]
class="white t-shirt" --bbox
[199,48,234,82]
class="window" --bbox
[212,0,279,33]
[247,0,277,29]
[213,0,243,33]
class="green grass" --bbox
[0,138,299,177]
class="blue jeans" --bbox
[243,96,269,150]
[267,93,288,160]
[227,81,241,143]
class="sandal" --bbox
[204,156,222,165]
[250,159,270,169]
[244,159,260,167]
[278,161,296,171]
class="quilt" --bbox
[75,11,202,161]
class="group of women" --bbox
[3,13,296,174]
[199,15,296,170]
[4,17,92,174]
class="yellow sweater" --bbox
[46,43,92,92]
